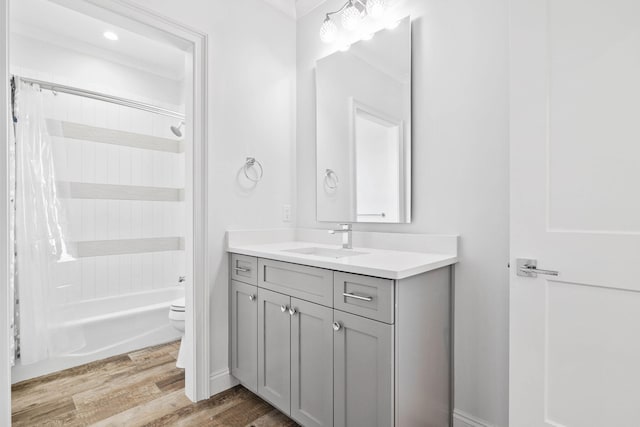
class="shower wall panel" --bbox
[14,66,186,304]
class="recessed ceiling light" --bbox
[103,31,119,41]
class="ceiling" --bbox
[263,0,329,18]
[11,0,186,81]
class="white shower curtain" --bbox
[8,82,16,367]
[13,80,76,365]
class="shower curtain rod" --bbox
[14,76,185,120]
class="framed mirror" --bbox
[316,16,411,223]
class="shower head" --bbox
[171,121,184,137]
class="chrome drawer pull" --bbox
[280,305,288,313]
[332,322,342,331]
[343,292,373,302]
[249,294,256,302]
[234,266,251,273]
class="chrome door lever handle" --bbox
[521,265,559,276]
[516,258,559,277]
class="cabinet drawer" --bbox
[231,254,258,285]
[258,259,333,307]
[334,272,394,324]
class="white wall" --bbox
[297,1,509,426]
[126,0,297,385]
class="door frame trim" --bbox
[0,0,212,412]
[0,0,11,423]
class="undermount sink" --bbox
[282,247,368,259]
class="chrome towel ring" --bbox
[244,157,264,183]
[325,169,339,189]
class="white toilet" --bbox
[169,297,187,369]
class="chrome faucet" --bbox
[328,224,353,249]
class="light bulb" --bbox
[320,17,338,43]
[366,0,386,19]
[103,31,119,41]
[342,2,362,31]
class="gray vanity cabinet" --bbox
[290,298,334,427]
[230,252,452,427]
[333,310,393,427]
[257,287,292,413]
[230,280,258,392]
[256,288,334,426]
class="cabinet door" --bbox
[290,298,334,427]
[334,310,394,427]
[258,288,291,414]
[230,280,258,392]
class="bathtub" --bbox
[11,287,183,384]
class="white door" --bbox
[510,0,640,426]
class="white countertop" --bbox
[227,240,458,280]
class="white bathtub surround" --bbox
[226,228,458,278]
[11,287,182,383]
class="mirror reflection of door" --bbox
[353,102,403,223]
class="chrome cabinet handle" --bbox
[516,258,560,277]
[289,307,297,316]
[234,266,251,273]
[343,292,373,302]
[280,305,288,313]
[332,322,342,331]
[249,294,256,302]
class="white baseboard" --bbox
[453,409,494,427]
[207,373,494,427]
[209,368,239,397]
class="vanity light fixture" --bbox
[366,0,386,18]
[341,1,362,31]
[320,16,339,43]
[319,0,387,43]
[103,31,119,41]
